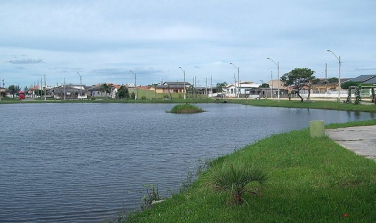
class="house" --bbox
[223,81,287,98]
[349,75,376,84]
[110,84,122,98]
[0,87,6,99]
[86,83,122,98]
[362,76,376,85]
[224,82,257,98]
[150,82,191,94]
[266,79,288,97]
[87,85,108,98]
[267,79,285,92]
[346,75,376,98]
[53,85,88,99]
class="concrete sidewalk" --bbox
[326,125,376,161]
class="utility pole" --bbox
[195,76,197,98]
[206,77,208,98]
[267,58,280,101]
[210,75,213,97]
[130,70,137,100]
[44,75,46,101]
[40,77,42,101]
[325,63,328,95]
[77,72,82,100]
[192,77,194,98]
[327,50,341,101]
[271,71,273,99]
[230,63,240,98]
[64,78,66,100]
[178,67,186,100]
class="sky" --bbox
[1,0,376,89]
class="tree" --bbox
[281,68,316,102]
[117,86,129,99]
[354,85,362,105]
[216,82,227,93]
[328,77,339,84]
[306,77,320,101]
[259,83,270,88]
[8,85,20,98]
[100,83,111,97]
[341,81,361,89]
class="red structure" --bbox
[19,91,25,100]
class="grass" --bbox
[124,119,376,222]
[0,96,216,104]
[234,98,376,113]
[169,104,205,114]
[2,96,375,114]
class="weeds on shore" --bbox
[140,184,161,210]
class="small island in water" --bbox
[169,103,205,114]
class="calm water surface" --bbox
[0,103,374,222]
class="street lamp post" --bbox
[327,50,341,101]
[270,71,273,99]
[44,75,46,101]
[230,63,240,98]
[77,72,82,100]
[267,58,280,101]
[179,67,186,100]
[130,70,137,100]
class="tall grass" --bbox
[125,126,376,222]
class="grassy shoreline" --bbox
[2,97,375,113]
[234,98,376,113]
[124,119,376,222]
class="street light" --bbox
[327,49,341,101]
[179,67,186,100]
[267,58,280,101]
[229,63,240,98]
[77,72,82,100]
[130,70,137,100]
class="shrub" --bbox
[210,162,267,205]
[169,103,205,114]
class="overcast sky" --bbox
[1,0,376,88]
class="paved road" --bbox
[326,125,376,161]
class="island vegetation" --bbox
[169,103,205,114]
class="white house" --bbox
[224,81,260,98]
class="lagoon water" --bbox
[0,103,374,222]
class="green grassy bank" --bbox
[0,97,217,104]
[125,119,376,223]
[2,97,375,113]
[235,99,376,113]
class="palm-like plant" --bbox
[211,162,267,204]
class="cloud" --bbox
[1,0,376,88]
[9,59,43,64]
